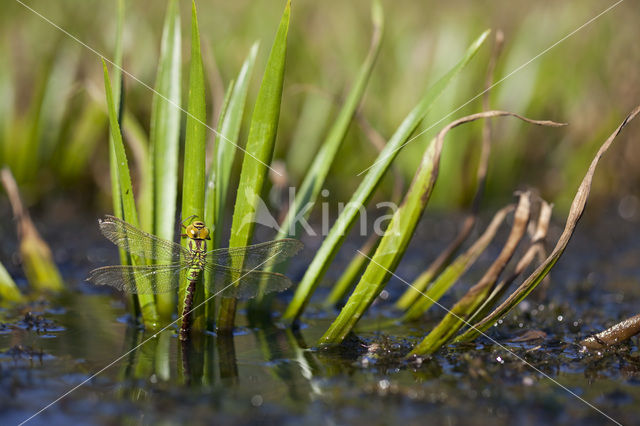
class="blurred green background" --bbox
[1,0,638,217]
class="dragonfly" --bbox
[87,215,303,341]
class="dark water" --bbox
[1,208,640,425]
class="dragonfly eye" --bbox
[200,227,210,240]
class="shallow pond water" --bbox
[1,206,639,425]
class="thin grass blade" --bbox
[103,61,159,326]
[208,42,259,249]
[149,0,181,318]
[178,0,207,331]
[217,0,291,331]
[276,0,384,241]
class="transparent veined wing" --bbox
[87,263,187,294]
[99,215,187,263]
[204,264,294,299]
[205,238,303,270]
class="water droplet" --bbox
[557,315,563,322]
[378,379,390,390]
[250,394,263,407]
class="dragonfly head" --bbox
[185,221,211,240]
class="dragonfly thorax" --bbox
[185,221,211,240]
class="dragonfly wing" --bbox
[99,215,186,262]
[206,238,304,270]
[87,263,186,294]
[206,265,294,300]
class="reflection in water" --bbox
[116,324,326,401]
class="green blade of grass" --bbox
[149,0,181,318]
[283,30,490,323]
[319,112,563,345]
[408,192,531,356]
[203,43,259,327]
[149,0,181,239]
[0,260,24,304]
[179,0,207,332]
[103,61,159,327]
[276,0,384,241]
[217,0,291,331]
[455,105,640,343]
[208,42,259,249]
[252,0,384,311]
[106,0,136,318]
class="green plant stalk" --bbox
[103,61,159,327]
[283,30,490,323]
[202,81,233,328]
[408,192,530,356]
[149,0,181,319]
[209,42,259,250]
[276,0,384,242]
[217,0,291,331]
[0,261,23,303]
[319,131,444,345]
[455,105,640,343]
[179,0,207,333]
[107,0,134,315]
[253,0,384,311]
[401,205,511,322]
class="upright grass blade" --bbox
[253,0,384,311]
[107,0,131,314]
[179,0,207,332]
[408,192,531,356]
[207,42,259,249]
[103,61,159,327]
[319,112,564,346]
[455,105,640,343]
[1,167,64,293]
[276,0,384,241]
[283,30,490,323]
[217,0,291,331]
[203,43,259,328]
[149,0,181,318]
[0,260,23,303]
